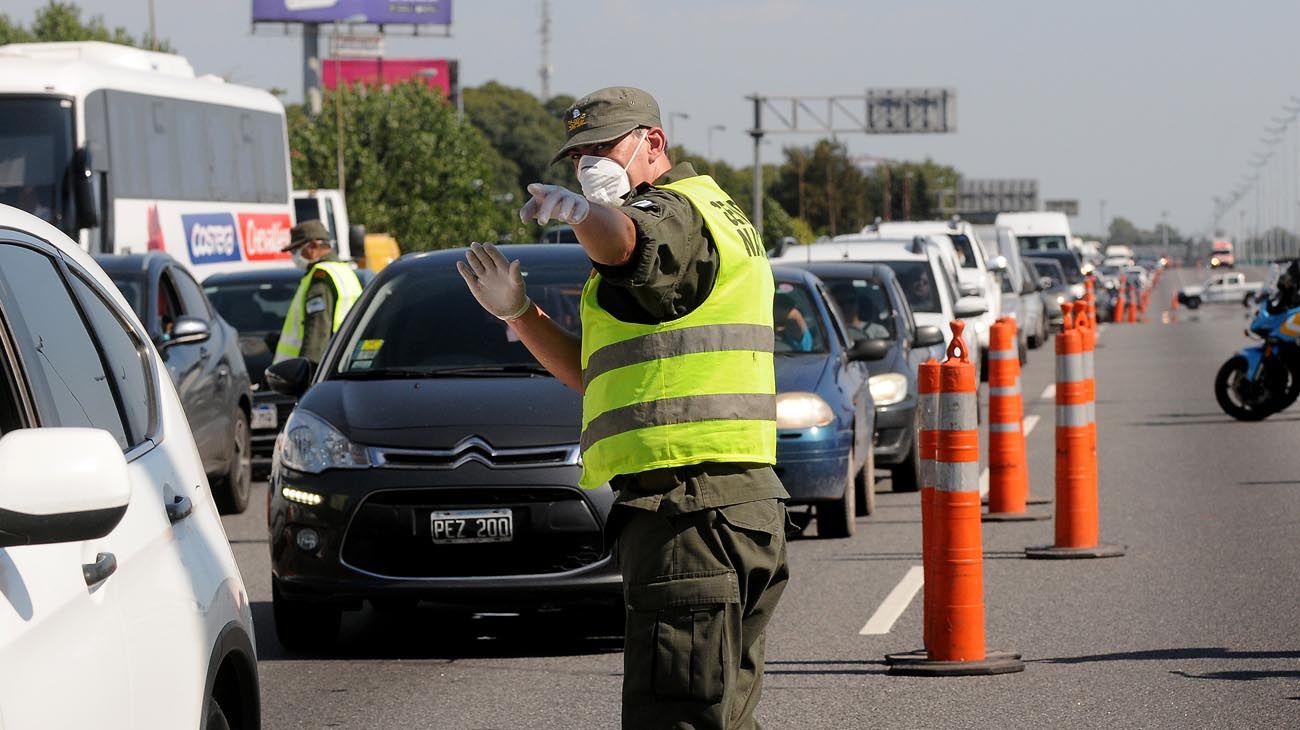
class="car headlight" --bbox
[1055,295,1067,305]
[776,392,835,429]
[277,408,370,474]
[868,373,909,407]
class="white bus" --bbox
[0,41,294,276]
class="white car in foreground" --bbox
[0,205,259,729]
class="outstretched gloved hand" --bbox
[519,183,590,226]
[456,242,531,321]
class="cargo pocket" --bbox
[626,570,739,703]
[717,499,784,540]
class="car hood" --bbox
[775,353,828,394]
[298,376,583,449]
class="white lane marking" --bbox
[980,416,1039,498]
[1040,384,1056,400]
[859,565,925,635]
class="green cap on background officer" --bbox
[282,220,333,270]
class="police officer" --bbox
[457,87,788,730]
[273,220,363,367]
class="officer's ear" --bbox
[644,127,668,162]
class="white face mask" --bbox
[577,132,647,204]
[291,248,313,270]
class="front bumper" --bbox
[269,462,622,609]
[873,400,917,466]
[774,428,852,504]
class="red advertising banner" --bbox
[238,213,293,262]
[322,58,455,99]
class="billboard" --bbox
[866,88,956,134]
[322,58,456,99]
[252,0,452,25]
[956,179,1038,214]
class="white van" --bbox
[996,211,1074,252]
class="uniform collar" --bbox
[630,162,699,197]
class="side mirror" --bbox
[161,316,210,348]
[0,428,130,547]
[987,255,1008,272]
[266,357,313,398]
[72,146,99,230]
[347,223,366,251]
[849,337,891,362]
[954,296,988,318]
[913,325,945,348]
[1039,276,1055,290]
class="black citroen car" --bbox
[264,245,619,652]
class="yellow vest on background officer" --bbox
[274,219,363,366]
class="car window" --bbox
[0,341,25,435]
[822,276,897,340]
[948,234,979,269]
[773,282,828,354]
[883,260,941,313]
[107,274,148,323]
[334,262,588,374]
[0,243,128,448]
[158,271,183,336]
[817,282,852,349]
[205,279,299,334]
[934,255,962,301]
[67,272,154,447]
[169,267,212,321]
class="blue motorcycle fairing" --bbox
[1238,345,1266,380]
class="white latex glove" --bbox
[519,183,590,226]
[456,242,531,320]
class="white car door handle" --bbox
[82,552,117,586]
[166,494,193,524]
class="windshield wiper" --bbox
[333,368,437,380]
[424,365,553,377]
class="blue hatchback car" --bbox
[771,266,879,539]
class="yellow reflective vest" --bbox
[578,174,776,489]
[274,261,363,363]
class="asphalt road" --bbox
[224,266,1300,729]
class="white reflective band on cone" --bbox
[939,393,978,430]
[1082,351,1095,380]
[1056,403,1091,427]
[938,461,981,493]
[989,421,1022,432]
[920,392,939,428]
[921,458,938,489]
[989,349,1018,360]
[989,381,1022,397]
[1056,353,1084,383]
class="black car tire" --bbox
[816,453,856,539]
[854,446,876,517]
[205,698,231,730]
[1243,292,1255,307]
[212,407,252,514]
[1184,296,1201,309]
[273,582,341,653]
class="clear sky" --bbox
[8,0,1300,237]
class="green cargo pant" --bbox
[618,498,790,730]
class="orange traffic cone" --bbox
[1026,303,1124,560]
[888,322,1024,676]
[984,318,1048,522]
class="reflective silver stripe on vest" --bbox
[1056,353,1084,383]
[580,393,776,452]
[938,392,978,431]
[582,324,774,387]
[937,461,980,493]
[989,380,1021,397]
[1056,403,1091,428]
[989,421,1022,433]
[989,349,1018,360]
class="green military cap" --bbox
[551,86,663,164]
[283,219,331,251]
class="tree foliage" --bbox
[1,1,171,51]
[669,147,813,244]
[463,81,577,193]
[288,82,522,252]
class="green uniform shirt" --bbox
[300,252,342,366]
[590,162,788,515]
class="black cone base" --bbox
[982,493,1053,506]
[886,649,1025,677]
[982,510,1051,523]
[1024,543,1126,559]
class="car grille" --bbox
[339,487,606,579]
[369,437,580,470]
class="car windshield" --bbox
[773,281,829,354]
[204,279,300,334]
[1050,253,1084,282]
[819,275,898,339]
[948,234,979,269]
[1019,234,1069,251]
[108,274,148,323]
[877,260,942,314]
[334,261,587,376]
[1032,260,1064,286]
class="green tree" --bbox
[3,2,171,51]
[463,81,578,193]
[288,82,521,252]
[669,147,813,245]
[1107,216,1141,248]
[770,140,871,237]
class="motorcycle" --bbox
[1214,298,1300,421]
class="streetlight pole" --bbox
[1161,210,1168,258]
[708,124,726,159]
[668,112,690,145]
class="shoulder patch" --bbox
[305,296,327,315]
